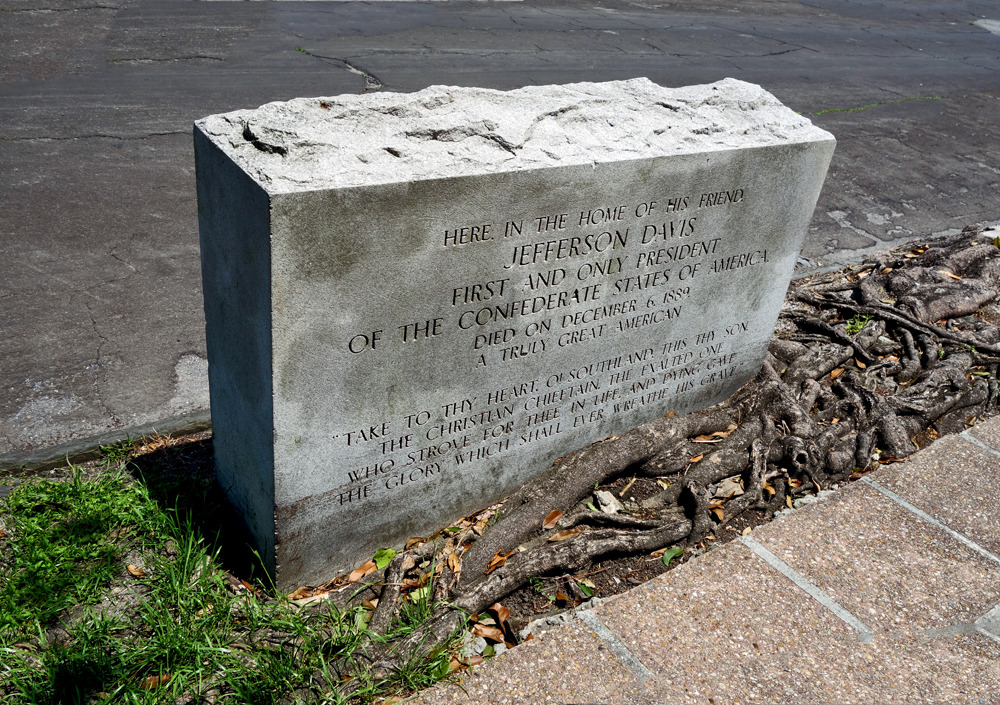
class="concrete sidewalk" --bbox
[413,418,1000,705]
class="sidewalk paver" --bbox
[414,417,1000,704]
[872,432,1000,557]
[414,617,656,705]
[594,539,1000,704]
[595,540,870,704]
[746,481,1000,635]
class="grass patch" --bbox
[0,463,165,637]
[0,445,462,704]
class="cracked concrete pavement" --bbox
[1,0,999,464]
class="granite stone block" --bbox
[195,78,835,587]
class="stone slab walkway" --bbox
[414,417,1000,705]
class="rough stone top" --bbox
[195,77,834,194]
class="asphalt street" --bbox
[1,0,998,465]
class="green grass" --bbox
[845,314,873,336]
[0,464,164,636]
[0,448,463,704]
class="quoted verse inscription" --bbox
[333,187,767,507]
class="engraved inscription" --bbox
[329,187,770,509]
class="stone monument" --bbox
[195,78,835,588]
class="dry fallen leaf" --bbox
[786,495,794,509]
[762,481,776,497]
[937,269,962,281]
[472,515,491,536]
[489,602,511,627]
[689,453,704,463]
[288,586,312,601]
[692,423,738,443]
[555,591,569,603]
[472,623,505,642]
[665,411,676,417]
[547,528,582,542]
[788,478,803,487]
[710,507,725,521]
[362,598,379,610]
[404,537,425,550]
[708,498,725,509]
[485,550,514,574]
[292,591,331,607]
[348,560,377,583]
[140,674,170,690]
[542,509,563,529]
[317,575,347,592]
[830,368,844,380]
[656,478,672,490]
[447,551,462,574]
[741,527,753,536]
[127,564,145,578]
[855,359,867,369]
[714,476,744,499]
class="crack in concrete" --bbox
[1,5,119,12]
[20,262,109,304]
[84,300,121,427]
[107,243,136,284]
[960,57,1000,71]
[743,26,822,54]
[108,55,224,64]
[295,48,382,91]
[0,131,187,143]
[810,95,942,118]
[760,47,804,56]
